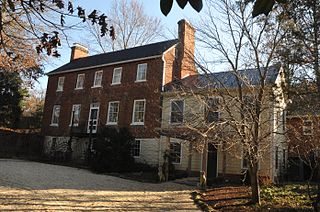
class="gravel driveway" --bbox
[0,159,200,211]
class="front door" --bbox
[207,143,218,179]
[87,103,99,133]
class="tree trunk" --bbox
[249,164,261,205]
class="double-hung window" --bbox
[136,63,147,82]
[107,101,119,125]
[132,99,146,125]
[70,104,81,126]
[206,97,220,123]
[131,139,141,157]
[93,70,103,87]
[75,74,85,89]
[170,100,184,124]
[51,105,60,126]
[56,77,65,92]
[170,142,181,164]
[112,67,122,85]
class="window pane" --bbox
[133,100,145,123]
[51,105,60,125]
[136,64,147,81]
[112,68,122,84]
[206,98,220,123]
[57,77,64,91]
[94,71,103,86]
[171,100,184,123]
[76,74,84,88]
[108,102,119,123]
[131,140,140,157]
[71,105,81,126]
[170,142,181,163]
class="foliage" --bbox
[0,71,27,128]
[159,0,287,18]
[0,0,115,64]
[88,0,163,52]
[260,184,313,210]
[20,88,45,128]
[89,127,135,173]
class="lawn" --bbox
[193,183,315,211]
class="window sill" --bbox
[56,90,63,92]
[69,124,79,127]
[135,80,147,83]
[131,123,144,126]
[170,122,183,125]
[111,82,121,86]
[50,124,59,127]
[106,122,118,126]
[91,85,102,88]
[74,87,84,90]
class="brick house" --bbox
[286,84,320,180]
[158,67,287,182]
[42,20,197,164]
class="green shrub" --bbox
[89,127,135,173]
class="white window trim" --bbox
[131,99,146,125]
[135,63,147,82]
[92,70,103,88]
[56,76,65,92]
[50,105,60,127]
[106,101,120,125]
[111,67,122,85]
[69,104,81,127]
[170,141,182,164]
[169,99,185,125]
[132,139,141,158]
[75,73,85,90]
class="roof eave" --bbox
[47,54,163,76]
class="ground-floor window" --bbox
[170,142,181,164]
[131,139,141,158]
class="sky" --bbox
[36,0,206,90]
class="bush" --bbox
[89,127,135,173]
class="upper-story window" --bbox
[75,74,85,89]
[132,99,146,125]
[112,67,122,85]
[206,98,220,123]
[106,101,119,125]
[93,70,103,87]
[51,105,60,126]
[170,100,184,124]
[70,104,81,126]
[136,63,147,82]
[303,119,313,135]
[56,77,65,92]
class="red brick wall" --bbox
[42,57,164,138]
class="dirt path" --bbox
[0,159,200,211]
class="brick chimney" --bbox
[174,19,197,79]
[70,43,88,61]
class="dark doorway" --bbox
[207,143,218,179]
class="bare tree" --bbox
[162,0,287,205]
[87,0,163,52]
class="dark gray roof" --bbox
[166,66,280,90]
[48,39,179,75]
[197,66,280,88]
